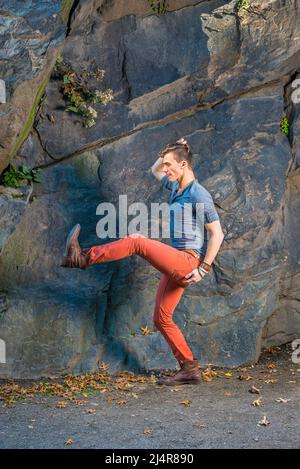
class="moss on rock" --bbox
[8,76,49,162]
[60,0,75,26]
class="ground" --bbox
[0,344,299,449]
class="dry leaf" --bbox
[57,401,67,408]
[64,439,73,446]
[85,408,97,414]
[74,400,86,406]
[143,429,153,435]
[252,398,262,407]
[201,367,217,382]
[98,362,110,371]
[192,423,207,429]
[258,416,270,426]
[224,392,232,397]
[141,326,151,336]
[181,399,191,407]
[275,398,291,403]
[238,375,253,381]
[249,385,260,394]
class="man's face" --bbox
[162,152,187,181]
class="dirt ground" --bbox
[0,344,299,449]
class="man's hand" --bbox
[182,268,205,286]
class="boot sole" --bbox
[158,378,201,386]
[64,223,81,257]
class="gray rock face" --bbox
[0,0,299,378]
[0,185,32,254]
[0,0,70,172]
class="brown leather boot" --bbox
[157,359,201,386]
[61,224,90,269]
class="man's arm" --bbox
[151,157,165,181]
[203,219,224,266]
[183,219,224,286]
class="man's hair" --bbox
[159,138,193,167]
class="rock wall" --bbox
[0,0,299,378]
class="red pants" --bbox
[87,234,201,365]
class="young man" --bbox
[62,138,224,385]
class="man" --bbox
[62,138,224,385]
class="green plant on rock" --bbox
[235,0,250,12]
[147,0,169,14]
[51,56,113,128]
[1,165,43,189]
[280,116,289,136]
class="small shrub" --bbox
[280,116,289,136]
[51,56,113,128]
[2,165,42,189]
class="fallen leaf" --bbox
[98,362,110,371]
[275,398,291,403]
[224,392,232,397]
[192,423,207,429]
[149,375,157,384]
[85,408,96,414]
[64,439,73,446]
[201,367,217,382]
[74,400,86,406]
[143,428,153,435]
[249,385,260,394]
[181,399,191,407]
[238,375,253,381]
[258,416,270,426]
[141,326,151,336]
[117,400,127,405]
[57,401,67,408]
[252,398,262,407]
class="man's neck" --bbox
[178,172,195,190]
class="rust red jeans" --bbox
[86,234,201,365]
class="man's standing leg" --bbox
[153,274,201,385]
[153,274,193,366]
